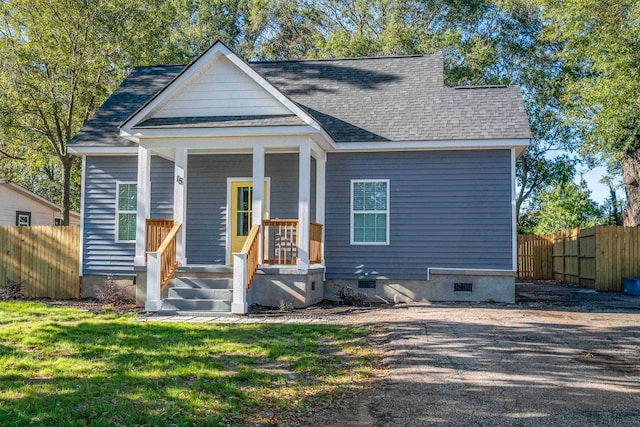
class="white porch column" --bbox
[232,253,248,314]
[145,252,161,311]
[252,145,265,264]
[252,145,265,226]
[174,147,188,266]
[314,151,326,264]
[134,145,151,266]
[298,142,311,267]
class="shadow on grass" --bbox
[0,317,374,426]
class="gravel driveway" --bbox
[324,281,640,426]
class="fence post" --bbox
[577,228,582,286]
[232,252,248,315]
[146,252,161,312]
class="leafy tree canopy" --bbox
[530,181,602,234]
[0,0,625,226]
[540,0,640,225]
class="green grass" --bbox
[0,302,377,426]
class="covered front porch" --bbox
[134,137,327,314]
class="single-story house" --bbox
[0,179,80,226]
[69,40,531,314]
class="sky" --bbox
[579,165,610,204]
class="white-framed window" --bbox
[16,211,31,226]
[115,181,137,242]
[350,179,390,245]
[54,218,62,226]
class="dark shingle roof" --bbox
[72,66,183,146]
[71,55,531,146]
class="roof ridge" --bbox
[133,64,186,69]
[131,53,440,69]
[251,53,438,64]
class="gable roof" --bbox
[70,51,532,147]
[0,179,80,218]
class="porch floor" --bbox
[176,264,325,273]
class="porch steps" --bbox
[157,276,234,316]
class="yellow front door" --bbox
[230,181,268,261]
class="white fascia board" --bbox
[120,47,224,134]
[332,138,530,153]
[220,45,336,148]
[68,146,139,155]
[119,41,337,149]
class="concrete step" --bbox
[155,310,236,317]
[177,310,235,317]
[175,265,233,277]
[168,287,232,300]
[160,298,232,312]
[174,277,233,289]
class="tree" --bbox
[532,181,602,234]
[540,0,640,225]
[516,151,575,222]
[0,0,185,222]
[601,175,624,226]
[0,0,581,222]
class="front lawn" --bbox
[0,302,377,426]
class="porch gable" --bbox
[120,40,328,140]
[150,54,291,119]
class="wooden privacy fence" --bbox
[518,226,640,292]
[517,234,553,279]
[0,226,80,298]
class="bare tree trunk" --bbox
[622,137,640,226]
[61,155,75,225]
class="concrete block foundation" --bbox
[247,266,325,308]
[324,269,516,304]
[81,275,136,302]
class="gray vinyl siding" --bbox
[83,155,174,275]
[151,156,174,218]
[83,156,137,275]
[186,153,301,264]
[324,150,513,280]
[266,154,299,220]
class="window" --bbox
[54,218,62,226]
[16,211,31,226]
[116,182,137,242]
[351,180,389,244]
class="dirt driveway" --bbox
[327,281,640,426]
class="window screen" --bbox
[117,183,137,241]
[351,180,389,244]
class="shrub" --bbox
[94,275,125,304]
[335,286,369,307]
[0,278,24,300]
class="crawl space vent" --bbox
[358,279,376,289]
[454,282,473,292]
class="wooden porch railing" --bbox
[262,219,298,265]
[156,223,182,290]
[310,222,323,264]
[146,219,174,253]
[241,225,260,290]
